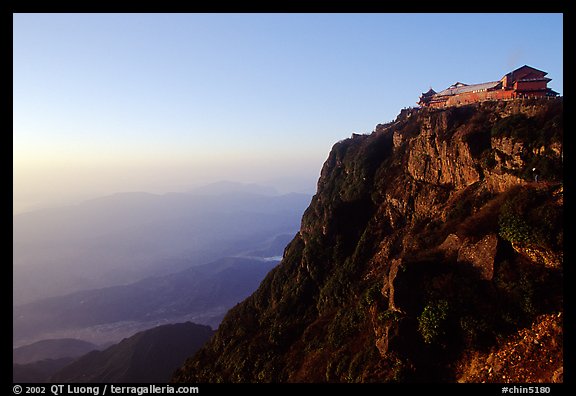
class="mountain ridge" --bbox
[50,322,213,383]
[173,98,563,383]
[14,255,282,347]
[13,339,98,365]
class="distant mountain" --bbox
[14,188,310,305]
[188,181,278,196]
[243,234,294,258]
[14,358,75,383]
[14,256,280,347]
[13,338,97,364]
[51,322,213,383]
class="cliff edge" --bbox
[173,98,563,383]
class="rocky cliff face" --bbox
[173,98,563,383]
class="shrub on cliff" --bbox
[498,187,562,250]
[418,299,450,344]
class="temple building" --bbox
[418,65,558,108]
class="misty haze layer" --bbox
[13,183,311,305]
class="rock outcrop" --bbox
[173,98,563,383]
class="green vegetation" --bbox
[363,281,382,306]
[498,187,562,249]
[490,103,563,182]
[326,306,365,348]
[491,114,532,139]
[459,315,489,345]
[418,299,450,344]
[499,209,532,245]
[490,103,563,148]
[377,309,403,323]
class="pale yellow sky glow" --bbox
[13,13,562,215]
[13,151,322,214]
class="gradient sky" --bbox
[13,13,563,213]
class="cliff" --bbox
[173,98,563,383]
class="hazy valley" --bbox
[13,182,311,381]
[14,183,311,305]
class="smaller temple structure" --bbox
[418,65,558,108]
